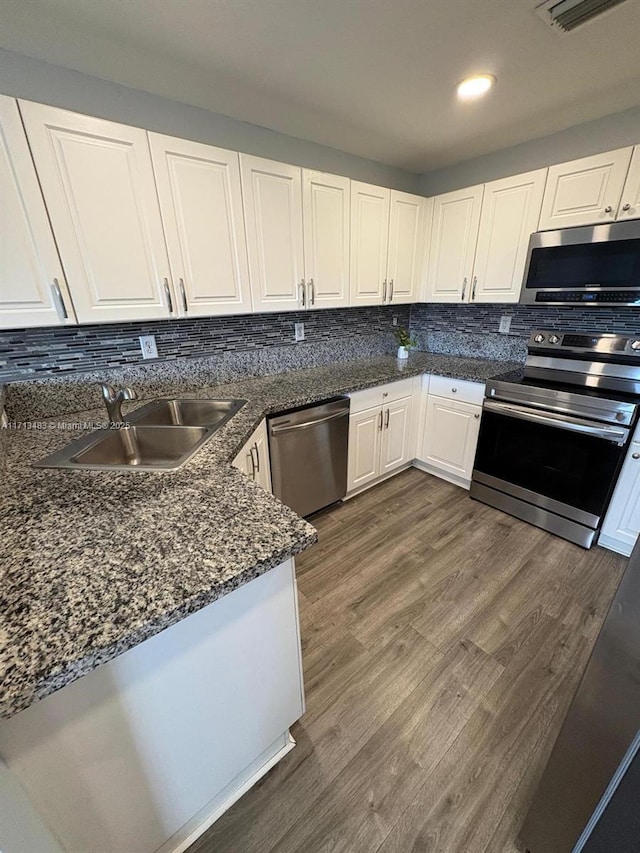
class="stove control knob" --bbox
[549,334,560,344]
[616,412,626,422]
[534,333,545,343]
[631,340,640,351]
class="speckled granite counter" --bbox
[0,352,516,719]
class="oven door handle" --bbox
[483,400,630,445]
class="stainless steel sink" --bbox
[35,425,211,471]
[129,398,246,428]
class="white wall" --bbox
[420,104,640,196]
[0,48,420,193]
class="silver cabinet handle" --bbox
[252,442,260,473]
[604,206,613,214]
[163,278,174,315]
[378,410,383,431]
[382,279,388,303]
[308,278,315,307]
[299,279,306,308]
[471,276,477,301]
[461,277,467,301]
[179,278,188,313]
[51,278,68,320]
[389,279,394,302]
[385,408,390,429]
[248,449,257,480]
[622,203,632,212]
[633,453,640,460]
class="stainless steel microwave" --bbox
[519,220,640,306]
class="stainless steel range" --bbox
[470,330,640,548]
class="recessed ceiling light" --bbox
[457,74,496,101]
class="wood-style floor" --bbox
[190,468,626,853]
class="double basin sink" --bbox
[35,398,247,472]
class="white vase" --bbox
[397,345,409,360]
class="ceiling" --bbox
[2,0,640,173]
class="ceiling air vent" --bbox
[535,0,629,32]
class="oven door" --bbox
[472,400,630,528]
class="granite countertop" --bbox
[0,352,515,719]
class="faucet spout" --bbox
[99,383,138,424]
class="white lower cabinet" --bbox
[600,432,640,556]
[347,378,417,495]
[416,375,484,488]
[232,420,272,493]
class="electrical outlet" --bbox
[139,335,158,359]
[294,322,305,342]
[499,316,512,334]
[392,315,399,326]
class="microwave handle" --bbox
[483,400,629,445]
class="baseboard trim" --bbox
[158,731,296,853]
[597,533,634,557]
[412,460,471,490]
[344,464,413,500]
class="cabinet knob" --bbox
[451,387,457,393]
[604,206,613,214]
[474,413,480,419]
[633,453,640,460]
[622,203,632,211]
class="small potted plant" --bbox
[392,326,416,360]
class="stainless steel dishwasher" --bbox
[268,397,350,517]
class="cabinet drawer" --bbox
[349,377,415,414]
[428,375,485,406]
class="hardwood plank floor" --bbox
[189,469,626,853]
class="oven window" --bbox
[474,411,625,516]
[525,239,640,289]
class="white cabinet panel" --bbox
[232,420,272,494]
[472,169,547,304]
[387,191,427,305]
[426,185,483,302]
[302,170,350,309]
[600,439,640,556]
[240,155,304,312]
[380,395,414,475]
[350,181,390,306]
[347,406,383,492]
[19,101,172,324]
[617,146,640,221]
[420,395,481,485]
[149,134,251,317]
[0,96,75,329]
[538,148,633,230]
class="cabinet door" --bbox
[347,406,382,492]
[386,191,427,305]
[600,441,640,556]
[426,185,483,303]
[421,396,481,483]
[349,181,390,306]
[617,146,640,221]
[149,134,251,317]
[380,395,414,475]
[240,155,304,312]
[302,170,350,309]
[19,101,172,324]
[472,169,547,304]
[0,96,76,329]
[538,148,632,230]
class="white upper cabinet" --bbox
[387,191,430,305]
[538,147,633,230]
[426,185,484,302]
[618,146,640,221]
[19,101,173,324]
[240,154,305,312]
[302,170,350,309]
[0,96,76,329]
[472,169,547,304]
[350,181,391,306]
[149,134,251,317]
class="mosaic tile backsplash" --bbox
[0,306,410,382]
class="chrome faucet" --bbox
[100,383,138,424]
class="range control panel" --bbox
[528,331,640,355]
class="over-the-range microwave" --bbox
[519,219,640,306]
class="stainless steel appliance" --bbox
[268,397,349,517]
[520,220,640,306]
[519,538,640,853]
[470,331,640,548]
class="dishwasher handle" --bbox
[270,409,348,435]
